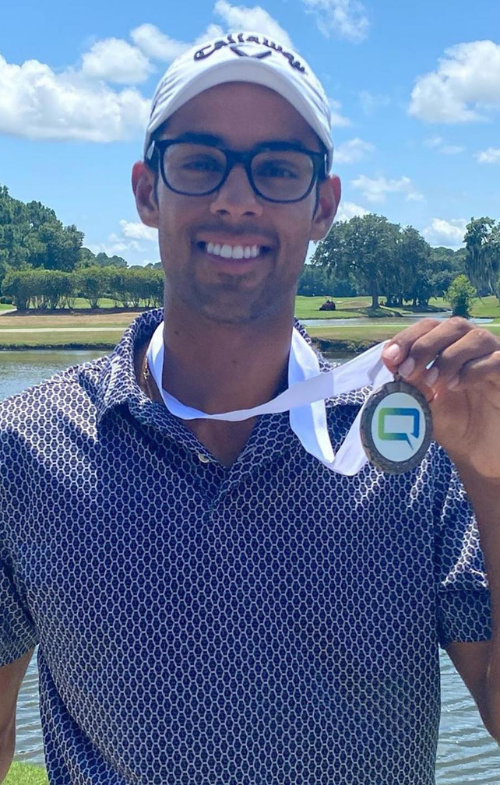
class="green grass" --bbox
[297,294,500,321]
[4,762,48,785]
[1,295,499,351]
[32,297,120,310]
[0,330,123,350]
[294,295,416,319]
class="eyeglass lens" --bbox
[162,143,316,202]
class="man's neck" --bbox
[160,306,294,414]
[141,303,294,467]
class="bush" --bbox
[445,274,477,318]
[0,295,13,304]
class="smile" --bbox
[198,241,270,260]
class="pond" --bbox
[302,314,493,327]
[2,351,500,782]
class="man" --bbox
[1,31,499,785]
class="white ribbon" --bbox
[146,323,393,475]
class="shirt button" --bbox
[197,453,212,464]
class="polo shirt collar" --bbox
[93,309,367,468]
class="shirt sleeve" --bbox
[0,445,39,667]
[433,448,491,649]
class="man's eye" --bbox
[254,160,300,179]
[180,156,223,172]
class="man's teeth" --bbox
[205,242,262,259]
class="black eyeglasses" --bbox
[146,139,328,204]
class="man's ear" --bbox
[131,161,159,228]
[310,175,341,242]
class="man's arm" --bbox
[380,318,500,744]
[445,470,500,744]
[0,648,34,783]
[446,640,499,741]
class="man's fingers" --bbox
[440,349,500,392]
[382,318,442,369]
[382,317,475,379]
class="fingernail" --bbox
[447,376,459,390]
[426,367,439,387]
[383,344,401,362]
[398,357,415,378]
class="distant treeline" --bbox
[298,243,466,302]
[2,267,163,311]
[1,182,498,310]
[310,213,500,308]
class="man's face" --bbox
[134,82,339,325]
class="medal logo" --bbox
[360,379,432,473]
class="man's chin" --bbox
[193,293,283,326]
[196,304,270,325]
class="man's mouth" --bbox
[197,241,271,260]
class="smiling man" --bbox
[1,31,500,785]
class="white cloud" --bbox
[475,147,500,164]
[302,0,369,43]
[409,40,500,123]
[351,175,424,203]
[193,24,227,46]
[88,239,143,257]
[214,0,293,47]
[423,136,443,148]
[359,90,390,115]
[329,98,351,127]
[334,137,374,164]
[335,201,369,221]
[424,136,464,155]
[422,218,467,248]
[130,24,191,62]
[81,38,152,84]
[440,144,464,155]
[0,53,150,142]
[89,220,158,260]
[119,220,158,241]
[131,5,292,65]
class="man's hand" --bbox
[382,317,500,479]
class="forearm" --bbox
[458,465,500,739]
[0,726,15,783]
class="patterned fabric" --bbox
[0,309,491,785]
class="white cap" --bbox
[145,31,333,170]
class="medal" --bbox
[360,376,433,474]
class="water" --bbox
[2,351,500,781]
[302,315,493,327]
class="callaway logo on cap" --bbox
[144,31,334,168]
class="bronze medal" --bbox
[360,377,433,474]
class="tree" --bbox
[77,247,96,268]
[0,184,87,290]
[94,252,128,268]
[313,214,401,309]
[3,270,37,311]
[398,227,431,307]
[427,247,466,298]
[74,267,108,309]
[445,274,477,318]
[464,217,500,302]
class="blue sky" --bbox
[1,0,499,266]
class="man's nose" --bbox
[209,164,264,220]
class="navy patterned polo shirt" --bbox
[0,309,491,785]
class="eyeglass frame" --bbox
[145,137,329,204]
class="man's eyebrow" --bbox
[160,132,315,151]
[163,132,225,146]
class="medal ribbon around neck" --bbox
[145,322,395,475]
